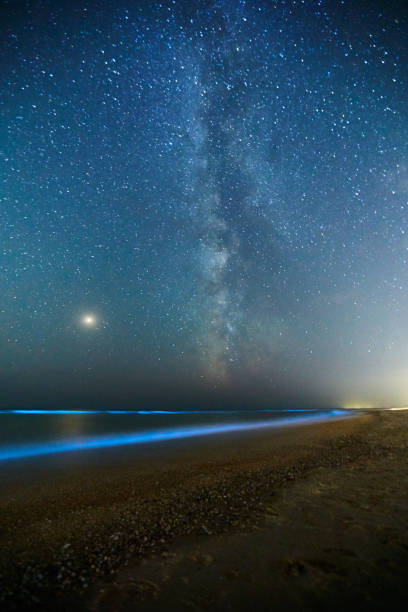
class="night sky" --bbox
[1,0,407,410]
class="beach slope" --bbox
[1,411,407,610]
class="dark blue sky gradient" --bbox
[1,0,407,409]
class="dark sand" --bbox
[1,411,407,611]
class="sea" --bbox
[0,408,348,465]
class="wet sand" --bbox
[1,411,407,610]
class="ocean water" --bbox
[0,409,348,463]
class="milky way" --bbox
[1,1,407,409]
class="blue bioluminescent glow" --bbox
[0,411,351,461]
[1,409,324,415]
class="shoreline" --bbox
[1,412,407,610]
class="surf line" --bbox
[0,411,350,461]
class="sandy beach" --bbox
[1,410,407,611]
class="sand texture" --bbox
[1,411,407,610]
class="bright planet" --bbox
[80,314,97,328]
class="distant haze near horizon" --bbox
[1,0,407,411]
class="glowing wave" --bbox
[0,410,349,461]
[2,409,319,415]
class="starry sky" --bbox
[1,0,407,410]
